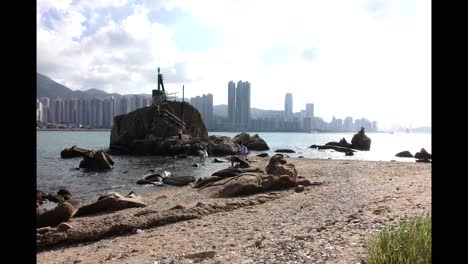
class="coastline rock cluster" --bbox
[309,127,371,154]
[195,154,312,198]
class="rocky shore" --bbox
[37,158,431,263]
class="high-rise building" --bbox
[36,99,43,122]
[39,97,50,123]
[71,99,79,124]
[235,81,251,128]
[102,98,114,128]
[344,117,353,131]
[228,81,236,123]
[52,98,64,124]
[190,94,214,130]
[305,103,314,118]
[285,93,293,117]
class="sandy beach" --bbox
[37,157,431,264]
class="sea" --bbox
[37,131,431,203]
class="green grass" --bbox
[366,215,431,264]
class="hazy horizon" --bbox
[37,0,431,130]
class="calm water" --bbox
[37,131,431,202]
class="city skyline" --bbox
[37,0,431,130]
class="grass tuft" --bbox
[366,215,431,264]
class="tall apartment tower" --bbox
[305,103,314,118]
[39,97,50,123]
[235,81,251,127]
[285,93,293,117]
[52,98,63,124]
[228,81,236,123]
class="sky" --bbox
[37,0,431,130]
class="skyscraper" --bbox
[305,103,314,118]
[285,93,293,117]
[228,81,236,123]
[235,81,251,127]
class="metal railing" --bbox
[157,109,186,129]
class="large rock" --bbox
[79,150,114,171]
[208,135,237,155]
[233,133,270,151]
[396,151,413,158]
[110,101,208,155]
[198,172,297,198]
[325,138,353,149]
[414,148,431,160]
[351,127,371,151]
[265,154,298,180]
[60,146,91,158]
[74,192,146,217]
[37,202,77,228]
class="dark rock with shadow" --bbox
[396,151,413,158]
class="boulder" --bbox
[275,149,296,153]
[265,154,298,180]
[256,153,269,157]
[351,127,371,150]
[345,151,354,156]
[198,172,297,198]
[110,101,208,155]
[396,151,413,158]
[79,150,114,171]
[60,146,91,158]
[194,176,222,188]
[163,176,196,186]
[414,148,431,160]
[74,192,146,217]
[233,133,270,151]
[208,135,237,155]
[37,202,77,228]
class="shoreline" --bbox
[37,158,431,263]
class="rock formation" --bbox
[233,133,270,151]
[351,127,371,150]
[207,135,237,155]
[414,148,431,160]
[396,151,413,158]
[110,101,208,155]
[79,150,114,171]
[60,146,91,158]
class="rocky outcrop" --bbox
[110,101,208,155]
[325,138,353,149]
[396,151,413,158]
[60,146,91,158]
[233,133,270,151]
[74,192,147,217]
[79,150,114,171]
[256,153,269,157]
[265,154,298,180]
[414,148,431,160]
[207,135,237,155]
[37,202,77,228]
[351,127,371,150]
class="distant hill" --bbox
[36,73,151,100]
[213,104,284,118]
